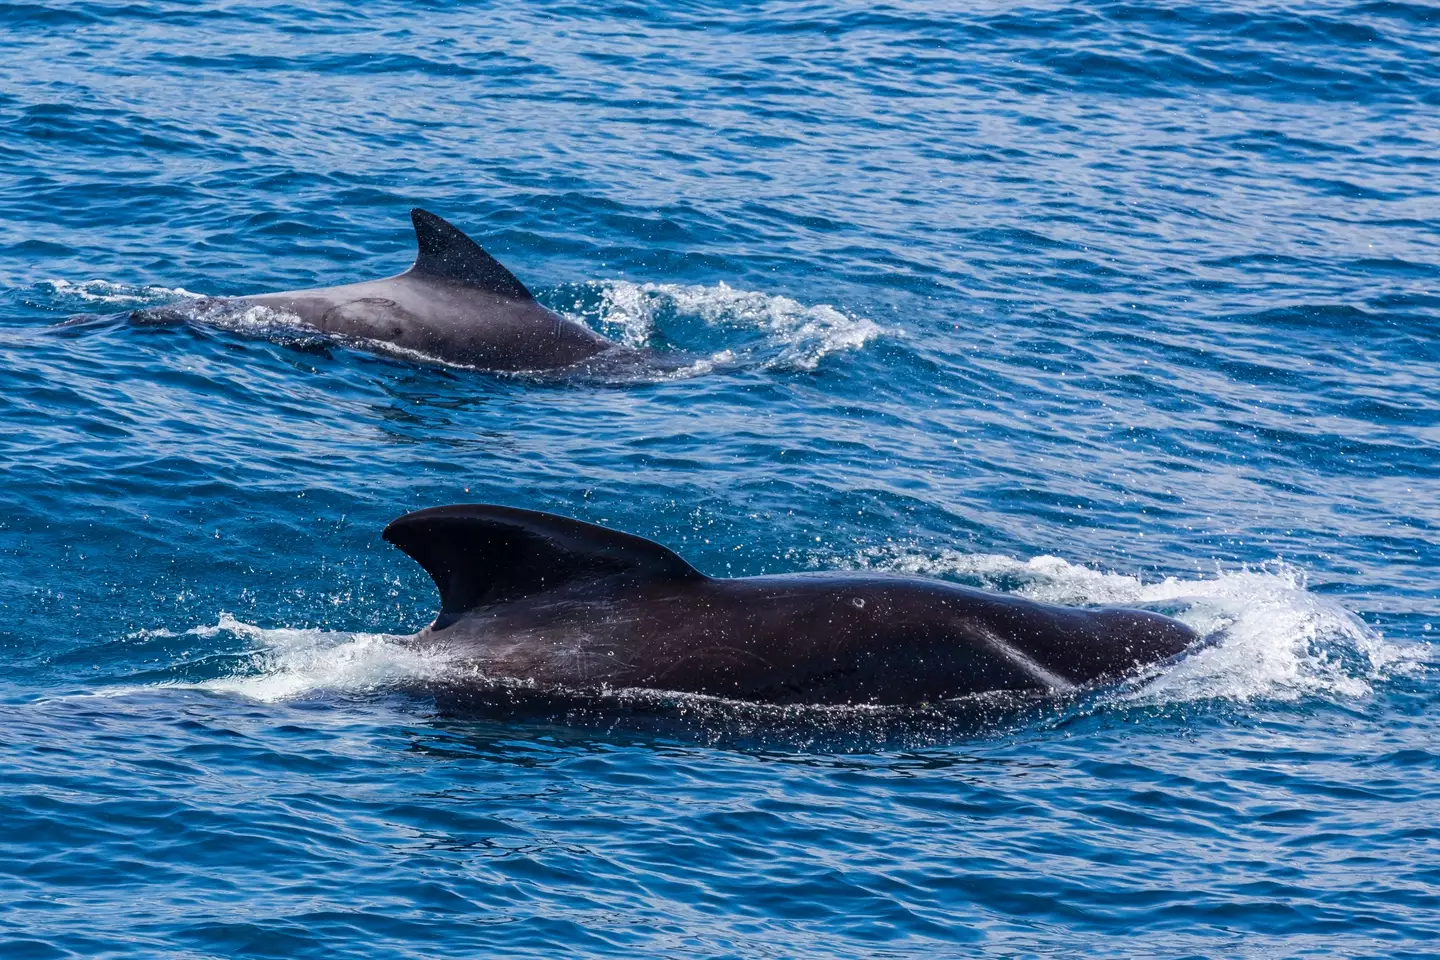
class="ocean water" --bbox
[2,0,1438,955]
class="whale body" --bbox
[384,505,1199,706]
[231,208,615,370]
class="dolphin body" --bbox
[231,208,615,370]
[384,505,1200,706]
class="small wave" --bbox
[173,299,335,347]
[847,547,1424,705]
[38,278,200,307]
[161,613,455,703]
[585,279,888,372]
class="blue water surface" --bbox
[2,0,1438,956]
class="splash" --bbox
[588,279,888,371]
[164,613,455,703]
[38,278,199,306]
[849,547,1424,705]
[172,300,332,347]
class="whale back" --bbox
[406,208,535,302]
[384,504,703,623]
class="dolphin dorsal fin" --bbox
[384,504,704,619]
[407,208,535,301]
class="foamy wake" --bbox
[588,279,888,372]
[39,278,199,306]
[173,300,333,347]
[849,547,1424,705]
[157,613,455,703]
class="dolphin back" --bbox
[406,208,536,301]
[384,504,703,624]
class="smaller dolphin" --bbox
[223,209,615,370]
[384,505,1200,706]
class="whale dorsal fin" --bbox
[384,504,703,620]
[407,208,534,301]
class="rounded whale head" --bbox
[1052,605,1199,680]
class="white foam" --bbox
[163,613,455,703]
[848,548,1425,706]
[39,278,200,306]
[180,300,314,339]
[590,279,888,371]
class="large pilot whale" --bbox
[384,504,1200,705]
[223,208,616,370]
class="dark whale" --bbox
[229,208,615,370]
[384,505,1199,706]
